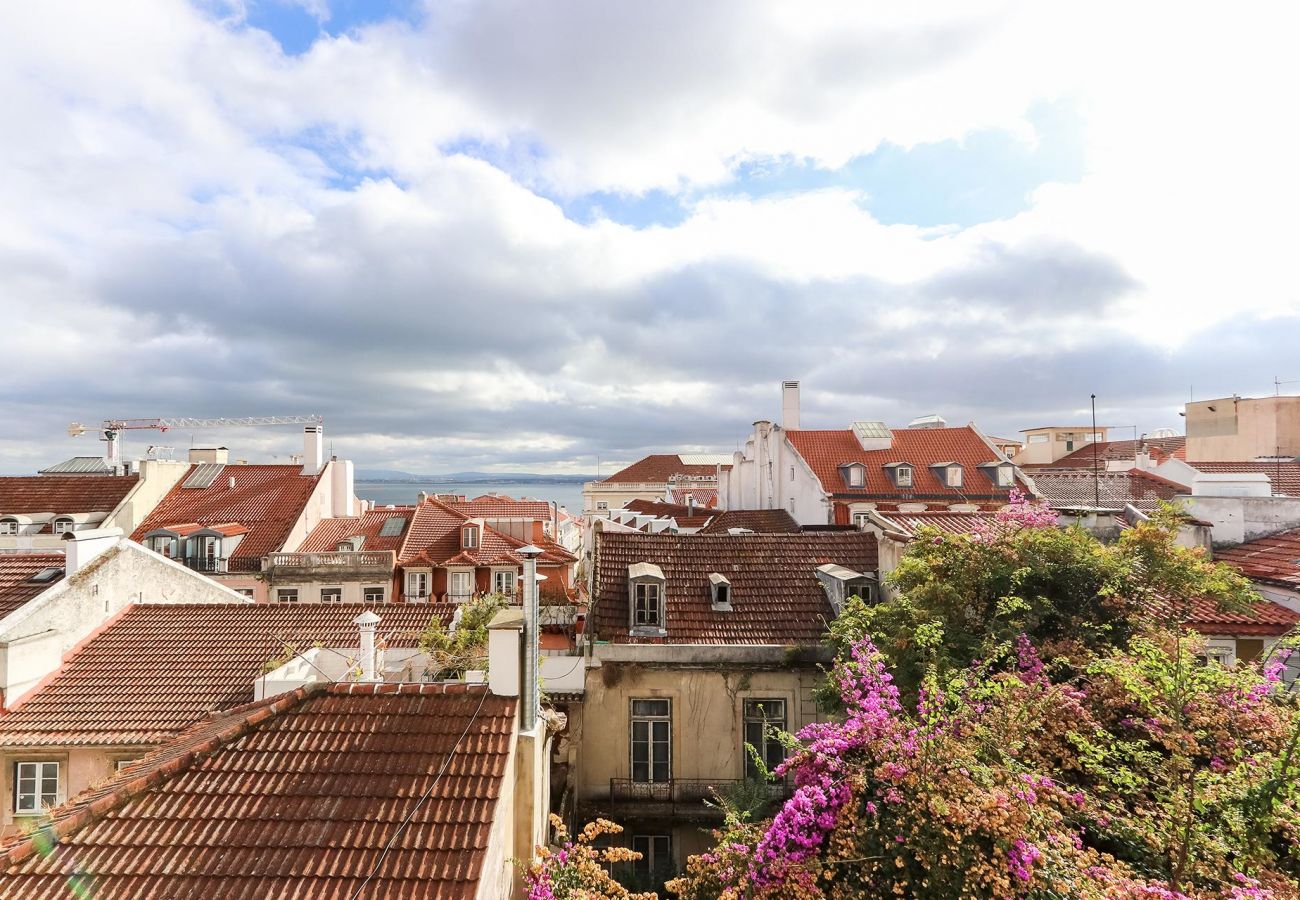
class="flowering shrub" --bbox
[524,815,657,900]
[671,501,1299,899]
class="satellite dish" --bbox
[67,422,86,438]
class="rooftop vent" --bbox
[907,414,947,430]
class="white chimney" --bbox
[63,527,123,576]
[331,458,355,517]
[302,426,324,476]
[782,380,801,429]
[487,608,524,697]
[189,446,229,465]
[516,544,544,732]
[354,610,381,682]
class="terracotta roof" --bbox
[668,486,719,508]
[1037,436,1188,469]
[698,509,801,534]
[299,507,416,553]
[400,497,574,567]
[1149,593,1300,637]
[450,495,553,519]
[602,454,718,484]
[0,474,137,515]
[0,553,65,619]
[0,603,453,746]
[868,510,999,539]
[1188,461,1300,496]
[620,499,715,529]
[1029,468,1188,510]
[131,464,323,570]
[591,531,877,645]
[786,426,1024,502]
[1216,529,1300,590]
[0,682,516,899]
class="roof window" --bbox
[839,463,867,488]
[709,572,732,611]
[628,562,666,633]
[462,525,479,549]
[883,462,913,488]
[50,517,75,535]
[28,567,65,584]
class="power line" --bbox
[346,685,492,900]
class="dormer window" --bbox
[839,463,867,488]
[997,466,1015,487]
[709,573,732,610]
[883,463,913,489]
[336,536,364,552]
[947,467,962,488]
[628,562,667,633]
[51,517,74,535]
[462,525,479,549]
[931,463,963,488]
[0,518,18,535]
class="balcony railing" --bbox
[264,550,396,583]
[607,778,791,816]
[182,557,229,574]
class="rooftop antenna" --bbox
[1090,394,1100,508]
[1275,376,1300,396]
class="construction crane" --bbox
[68,415,324,465]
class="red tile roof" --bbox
[0,553,65,619]
[1036,436,1188,469]
[621,499,715,529]
[399,497,574,568]
[450,494,553,519]
[591,531,877,645]
[0,682,516,899]
[1028,468,1189,510]
[786,426,1024,502]
[1188,461,1300,496]
[1215,529,1300,590]
[698,509,801,534]
[868,509,999,538]
[131,464,323,570]
[668,486,719,507]
[1149,593,1300,637]
[0,603,453,746]
[0,474,138,515]
[603,454,719,484]
[299,507,415,553]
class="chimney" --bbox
[302,425,324,476]
[486,608,523,697]
[63,527,123,576]
[188,446,229,465]
[516,544,544,732]
[782,380,801,429]
[354,610,381,682]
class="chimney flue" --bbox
[782,380,801,429]
[516,544,544,732]
[354,610,381,682]
[302,425,324,476]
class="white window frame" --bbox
[632,580,663,628]
[13,761,60,816]
[363,586,385,604]
[406,571,430,601]
[50,518,74,535]
[946,466,963,488]
[236,588,255,599]
[629,698,671,784]
[462,525,479,549]
[596,500,609,511]
[493,569,517,596]
[895,466,913,488]
[275,588,299,603]
[448,569,474,601]
[852,512,872,530]
[844,465,865,487]
[0,519,18,535]
[997,466,1015,487]
[1028,433,1049,445]
[320,586,343,603]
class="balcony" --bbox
[264,550,396,584]
[606,778,791,818]
[181,557,229,574]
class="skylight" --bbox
[379,516,406,537]
[28,567,64,583]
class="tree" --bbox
[418,592,508,678]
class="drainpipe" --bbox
[517,544,544,731]
[354,610,381,682]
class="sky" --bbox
[2,1,1299,475]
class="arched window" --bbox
[51,517,75,535]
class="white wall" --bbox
[1180,494,1300,547]
[0,540,248,705]
[104,459,190,534]
[720,421,830,524]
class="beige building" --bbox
[577,529,877,888]
[1013,426,1111,466]
[1185,395,1300,462]
[583,454,728,515]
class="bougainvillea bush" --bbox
[666,501,1300,899]
[523,815,657,900]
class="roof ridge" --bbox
[0,684,320,869]
[327,681,490,696]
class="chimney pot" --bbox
[354,610,381,682]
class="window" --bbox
[789,465,795,482]
[0,519,18,535]
[13,761,59,815]
[336,542,352,552]
[596,501,609,511]
[709,573,731,609]
[744,699,787,778]
[407,571,430,600]
[363,586,385,604]
[631,834,673,884]
[630,699,671,783]
[840,463,865,488]
[236,588,255,599]
[895,466,913,488]
[633,581,662,628]
[320,586,343,603]
[50,518,74,535]
[1028,434,1049,444]
[852,512,872,530]
[147,535,175,557]
[462,525,478,549]
[449,570,474,601]
[276,588,299,603]
[493,570,516,595]
[945,466,963,488]
[997,466,1015,487]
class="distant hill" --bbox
[355,469,594,483]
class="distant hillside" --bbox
[355,469,594,483]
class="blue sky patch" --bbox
[241,0,420,55]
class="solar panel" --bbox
[183,463,225,489]
[379,516,406,537]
